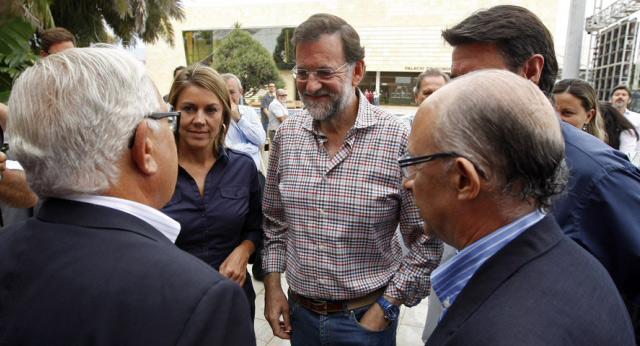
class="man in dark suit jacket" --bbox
[0,47,256,345]
[400,69,635,345]
[442,6,640,341]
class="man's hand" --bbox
[0,152,7,178]
[0,153,38,208]
[358,301,391,331]
[358,295,402,331]
[219,240,254,286]
[230,102,242,122]
[264,272,292,339]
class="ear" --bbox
[130,121,158,176]
[451,158,482,201]
[520,54,544,85]
[585,108,596,124]
[351,60,365,86]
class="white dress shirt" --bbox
[62,195,181,243]
[225,105,266,170]
[623,109,640,152]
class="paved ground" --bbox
[248,265,430,346]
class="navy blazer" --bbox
[426,216,635,346]
[554,122,640,307]
[0,198,256,346]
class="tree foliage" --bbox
[212,25,284,99]
[7,0,184,47]
[273,27,296,70]
[0,0,185,103]
[0,16,39,103]
[49,0,185,47]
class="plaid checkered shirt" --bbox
[262,90,443,306]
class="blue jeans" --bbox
[288,294,398,346]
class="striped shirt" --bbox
[225,105,266,170]
[262,90,442,306]
[431,211,545,319]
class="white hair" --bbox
[221,73,243,90]
[8,46,160,197]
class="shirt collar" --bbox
[218,143,230,164]
[300,88,378,133]
[431,210,545,316]
[60,195,181,243]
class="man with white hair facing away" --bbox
[0,47,256,345]
[401,69,635,345]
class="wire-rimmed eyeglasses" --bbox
[398,152,488,180]
[291,62,349,81]
[128,104,180,148]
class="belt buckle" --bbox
[311,299,329,315]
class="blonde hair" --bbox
[168,65,231,158]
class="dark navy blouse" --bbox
[162,146,263,271]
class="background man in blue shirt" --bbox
[402,68,634,345]
[442,5,640,341]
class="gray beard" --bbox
[300,74,355,122]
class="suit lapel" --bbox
[428,216,563,343]
[36,198,172,244]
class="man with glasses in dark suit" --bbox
[0,46,256,345]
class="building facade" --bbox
[146,0,562,106]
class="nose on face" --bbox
[401,176,414,192]
[191,110,207,124]
[301,74,324,94]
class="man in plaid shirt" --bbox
[262,13,443,346]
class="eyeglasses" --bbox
[291,62,349,81]
[398,152,488,180]
[128,104,180,148]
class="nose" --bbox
[193,109,206,124]
[303,73,323,94]
[401,176,414,192]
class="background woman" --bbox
[162,65,263,321]
[600,102,639,154]
[553,78,607,142]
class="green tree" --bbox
[7,0,184,48]
[212,24,284,99]
[0,16,39,103]
[0,0,185,102]
[273,27,296,70]
[49,0,185,47]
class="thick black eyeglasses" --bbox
[127,110,181,148]
[398,152,488,180]
[291,62,349,81]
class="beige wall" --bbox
[147,0,561,96]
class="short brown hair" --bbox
[610,85,631,98]
[168,65,231,158]
[414,69,450,94]
[292,13,365,64]
[442,5,557,96]
[39,27,76,53]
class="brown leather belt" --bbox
[288,287,385,315]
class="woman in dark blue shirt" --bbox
[162,65,263,321]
